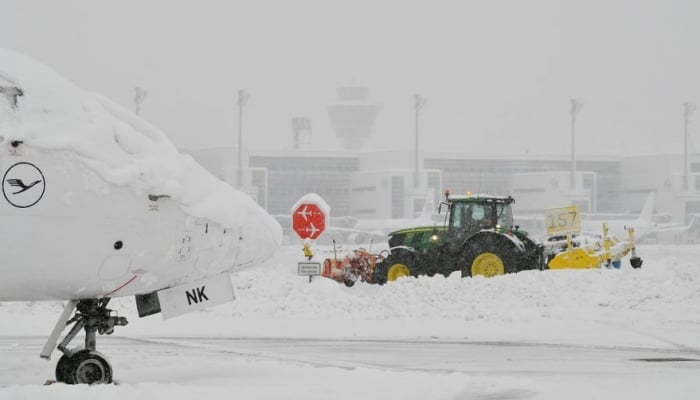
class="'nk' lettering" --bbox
[185,286,209,305]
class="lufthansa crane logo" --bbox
[2,162,46,208]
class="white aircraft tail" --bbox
[637,192,655,224]
[418,192,435,219]
[410,189,438,222]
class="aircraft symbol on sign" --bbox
[304,223,320,238]
[296,205,315,221]
[292,201,326,240]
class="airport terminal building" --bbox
[188,86,700,242]
[191,147,700,231]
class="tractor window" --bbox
[451,203,474,228]
[496,204,514,228]
[452,203,463,228]
[451,203,487,229]
[472,206,486,221]
[475,205,493,228]
[450,201,513,230]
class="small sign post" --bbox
[291,194,330,281]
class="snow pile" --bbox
[0,49,281,242]
[5,244,679,348]
[1,245,699,398]
[0,358,473,400]
[2,245,697,344]
[225,245,699,319]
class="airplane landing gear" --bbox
[56,349,112,384]
[42,298,127,384]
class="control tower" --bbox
[327,86,380,150]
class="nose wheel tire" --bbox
[56,350,113,384]
[56,350,112,384]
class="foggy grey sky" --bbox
[3,0,700,157]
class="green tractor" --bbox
[372,192,545,283]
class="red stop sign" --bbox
[292,203,326,240]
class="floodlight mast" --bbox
[237,89,250,188]
[570,99,583,190]
[684,101,696,191]
[292,117,311,149]
[134,87,147,115]
[414,94,427,187]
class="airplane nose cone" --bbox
[258,210,283,260]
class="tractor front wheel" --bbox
[387,262,411,281]
[373,255,413,284]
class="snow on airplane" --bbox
[0,49,282,384]
[579,192,694,241]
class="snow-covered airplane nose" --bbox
[234,206,282,269]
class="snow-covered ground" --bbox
[1,243,700,399]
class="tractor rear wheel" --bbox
[462,233,520,278]
[470,252,505,277]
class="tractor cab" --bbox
[441,193,515,235]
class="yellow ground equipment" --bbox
[546,222,643,269]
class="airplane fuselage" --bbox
[0,145,272,301]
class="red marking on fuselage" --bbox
[105,274,139,297]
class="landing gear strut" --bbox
[41,298,128,384]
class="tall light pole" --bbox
[683,102,696,191]
[237,89,250,188]
[292,117,311,149]
[414,94,427,187]
[134,87,147,115]
[570,99,583,190]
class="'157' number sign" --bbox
[544,205,581,236]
